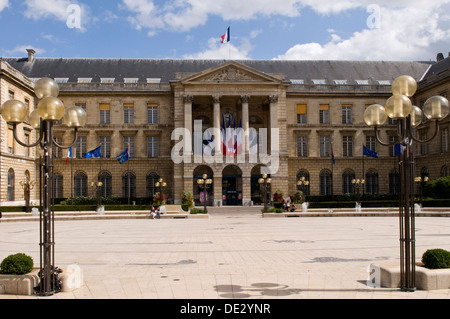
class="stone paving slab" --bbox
[0,207,450,300]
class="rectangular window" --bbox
[99,103,110,124]
[52,137,62,158]
[147,104,159,124]
[296,104,307,124]
[366,136,376,153]
[76,136,87,158]
[75,103,87,112]
[343,136,353,157]
[442,129,449,153]
[8,90,14,100]
[25,134,30,157]
[100,136,111,158]
[342,105,352,124]
[147,136,159,158]
[389,136,396,157]
[320,136,330,157]
[421,133,427,155]
[124,103,134,124]
[124,136,134,158]
[319,104,330,124]
[297,136,308,157]
[7,129,14,154]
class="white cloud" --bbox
[276,2,450,61]
[5,45,46,56]
[0,0,9,12]
[182,37,251,60]
[23,0,90,32]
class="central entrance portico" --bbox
[172,61,289,206]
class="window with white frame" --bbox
[343,136,353,157]
[297,136,308,157]
[147,136,159,158]
[124,103,134,124]
[320,135,330,157]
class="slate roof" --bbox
[1,57,432,86]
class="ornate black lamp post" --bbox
[351,179,365,205]
[414,176,429,207]
[197,174,212,213]
[90,181,103,210]
[155,178,167,204]
[258,174,272,214]
[20,176,36,213]
[296,176,309,203]
[1,78,86,296]
[364,75,449,292]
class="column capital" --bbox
[212,95,221,104]
[269,95,279,103]
[184,95,194,103]
[241,95,250,103]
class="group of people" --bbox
[283,202,297,212]
[149,206,160,219]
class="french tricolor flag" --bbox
[221,27,230,43]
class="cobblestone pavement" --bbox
[1,207,450,300]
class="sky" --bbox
[0,0,449,61]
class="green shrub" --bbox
[423,176,450,199]
[190,208,206,214]
[0,253,34,275]
[421,249,450,269]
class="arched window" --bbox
[7,169,15,201]
[320,170,332,196]
[342,170,355,194]
[146,172,160,198]
[53,173,64,198]
[99,172,112,198]
[389,170,400,195]
[442,166,450,177]
[365,170,379,195]
[74,172,87,197]
[122,172,136,199]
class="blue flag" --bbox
[363,145,378,158]
[394,144,406,156]
[117,147,129,164]
[84,146,101,158]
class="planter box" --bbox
[378,262,450,290]
[0,269,39,296]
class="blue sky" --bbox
[1,0,449,61]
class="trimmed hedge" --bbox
[0,253,34,275]
[422,249,450,269]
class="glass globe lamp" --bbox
[364,104,388,127]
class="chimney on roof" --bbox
[26,49,36,62]
[436,52,444,62]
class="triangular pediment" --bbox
[181,61,282,84]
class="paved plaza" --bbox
[1,207,450,300]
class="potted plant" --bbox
[273,190,285,209]
[181,191,194,212]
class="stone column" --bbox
[184,95,194,158]
[214,171,222,206]
[241,95,250,156]
[212,95,221,154]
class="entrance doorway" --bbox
[222,165,242,206]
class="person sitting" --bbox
[150,206,156,219]
[290,204,296,212]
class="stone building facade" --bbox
[1,52,448,206]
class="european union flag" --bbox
[363,145,378,158]
[117,147,129,164]
[84,146,101,158]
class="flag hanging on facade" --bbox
[221,26,230,43]
[226,118,234,157]
[203,130,214,156]
[84,146,101,158]
[331,144,335,165]
[66,147,72,163]
[394,144,406,156]
[249,129,258,155]
[235,120,243,156]
[117,147,129,164]
[363,145,378,158]
[222,117,226,155]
